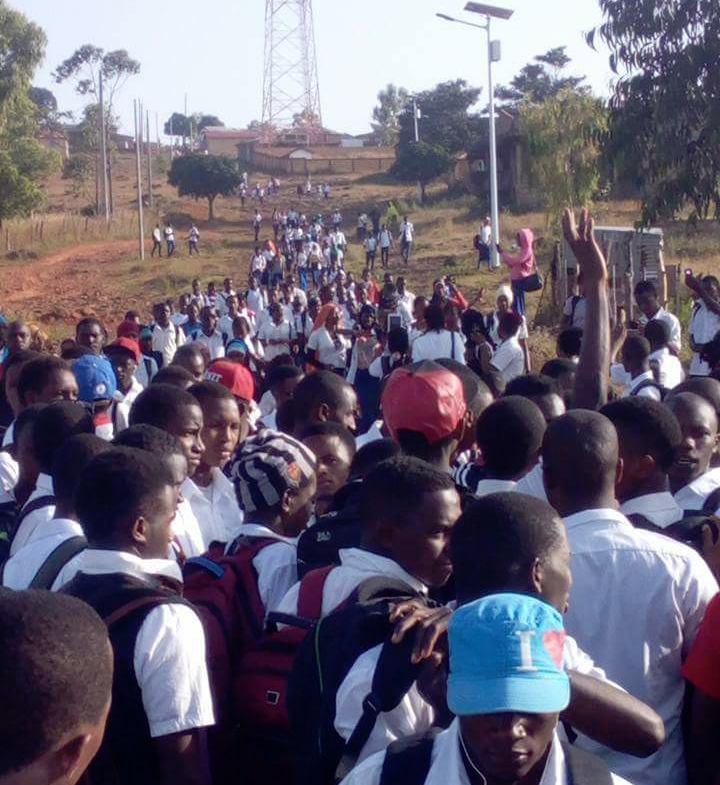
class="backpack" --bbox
[472,233,482,251]
[630,378,669,400]
[10,494,57,551]
[379,732,613,785]
[29,535,87,589]
[287,576,428,785]
[230,565,333,785]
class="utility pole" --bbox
[146,109,154,208]
[486,20,501,270]
[412,97,420,143]
[98,72,110,222]
[133,99,145,260]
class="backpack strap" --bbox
[17,495,56,527]
[297,564,334,620]
[625,512,667,536]
[379,731,440,785]
[562,741,614,785]
[631,379,666,400]
[29,535,87,589]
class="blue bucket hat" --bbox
[448,593,570,716]
[72,354,117,403]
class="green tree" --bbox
[196,114,224,131]
[54,45,140,213]
[397,80,481,154]
[392,141,454,202]
[496,47,586,106]
[519,88,608,227]
[164,112,192,142]
[0,4,58,223]
[168,153,241,221]
[0,2,46,111]
[590,0,720,224]
[62,152,94,199]
[371,84,409,146]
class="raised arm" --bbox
[563,208,610,410]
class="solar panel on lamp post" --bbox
[436,3,514,269]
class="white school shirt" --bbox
[364,236,377,253]
[251,254,266,273]
[515,460,548,501]
[379,229,392,249]
[246,288,266,317]
[488,311,528,344]
[307,328,349,369]
[563,507,718,785]
[152,323,185,368]
[563,295,587,329]
[258,320,294,362]
[611,367,662,400]
[10,473,56,555]
[54,549,215,738]
[230,522,298,614]
[411,330,466,365]
[620,491,683,529]
[480,223,492,245]
[182,473,243,547]
[674,466,720,511]
[399,221,414,243]
[112,377,144,433]
[152,227,162,242]
[172,497,205,559]
[278,547,427,618]
[490,336,524,383]
[689,300,720,376]
[3,517,84,590]
[639,306,682,352]
[339,722,632,785]
[474,478,518,496]
[649,347,684,389]
[191,330,226,360]
[0,449,18,493]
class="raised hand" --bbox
[562,207,608,285]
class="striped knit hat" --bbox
[226,429,316,513]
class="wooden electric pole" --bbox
[98,72,110,222]
[133,99,145,260]
[146,109,153,208]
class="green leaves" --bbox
[593,0,720,223]
[392,141,454,199]
[0,1,45,117]
[168,154,241,220]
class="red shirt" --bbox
[683,592,720,697]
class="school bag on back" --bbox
[287,575,430,785]
[181,535,281,784]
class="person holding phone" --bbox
[498,228,536,315]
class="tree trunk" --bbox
[420,182,427,203]
[95,153,100,215]
[208,195,215,222]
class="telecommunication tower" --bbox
[262,0,323,130]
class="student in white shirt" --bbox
[225,429,317,614]
[59,448,215,785]
[666,392,720,510]
[3,433,109,590]
[127,386,208,560]
[488,310,525,383]
[610,333,663,400]
[411,303,466,365]
[218,294,241,342]
[184,381,244,547]
[542,410,718,785]
[686,273,720,376]
[340,592,634,785]
[562,272,587,329]
[216,277,236,316]
[190,306,225,360]
[258,302,294,363]
[601,397,684,528]
[645,318,684,390]
[398,215,414,264]
[634,279,681,353]
[307,306,350,373]
[378,223,393,268]
[152,301,185,368]
[105,338,144,433]
[246,276,266,317]
[11,401,94,555]
[473,396,546,496]
[151,223,163,256]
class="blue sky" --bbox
[13,0,616,138]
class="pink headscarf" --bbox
[501,228,535,280]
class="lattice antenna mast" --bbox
[262,0,323,130]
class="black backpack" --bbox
[287,576,430,785]
[379,731,614,785]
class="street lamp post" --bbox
[436,2,514,269]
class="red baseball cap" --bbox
[106,337,141,362]
[381,360,466,443]
[116,319,141,339]
[205,359,255,401]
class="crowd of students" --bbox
[4,205,720,785]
